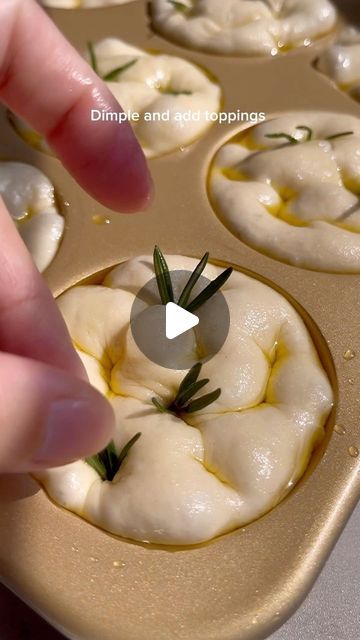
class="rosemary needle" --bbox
[153,246,232,312]
[183,389,221,413]
[296,125,313,141]
[266,127,354,146]
[117,432,142,468]
[177,252,209,308]
[87,42,138,82]
[103,59,138,82]
[326,131,354,141]
[152,397,169,413]
[163,90,193,96]
[186,267,233,313]
[152,363,221,415]
[85,433,141,482]
[176,378,210,406]
[177,361,202,396]
[167,0,189,11]
[265,132,298,145]
[153,246,174,304]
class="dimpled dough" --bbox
[317,27,360,102]
[0,162,64,272]
[36,255,333,545]
[209,112,360,273]
[87,38,220,157]
[151,0,337,57]
[12,38,220,159]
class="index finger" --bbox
[0,198,85,378]
[0,0,152,212]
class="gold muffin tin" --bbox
[0,2,360,639]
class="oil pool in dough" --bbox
[209,112,360,273]
[151,0,337,57]
[0,162,64,272]
[36,254,333,545]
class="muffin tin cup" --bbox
[0,2,359,639]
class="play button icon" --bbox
[165,302,199,340]
[130,269,230,370]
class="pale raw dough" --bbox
[87,38,220,157]
[36,254,333,545]
[151,0,337,57]
[0,162,64,272]
[11,38,220,159]
[317,27,360,103]
[209,112,360,272]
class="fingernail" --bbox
[34,396,114,466]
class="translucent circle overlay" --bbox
[130,270,230,370]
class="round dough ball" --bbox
[209,112,360,272]
[151,0,337,57]
[36,254,333,544]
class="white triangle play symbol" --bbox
[165,302,199,340]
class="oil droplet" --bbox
[348,446,359,458]
[343,349,355,361]
[334,424,346,436]
[113,560,126,568]
[92,214,111,225]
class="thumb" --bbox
[0,352,114,473]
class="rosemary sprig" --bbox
[152,363,221,415]
[103,59,138,81]
[153,246,174,304]
[85,433,141,481]
[153,247,232,312]
[265,126,354,146]
[167,0,189,11]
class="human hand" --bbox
[0,0,152,472]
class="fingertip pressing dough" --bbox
[151,0,337,57]
[11,38,221,159]
[0,162,64,272]
[36,254,333,545]
[209,112,360,272]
